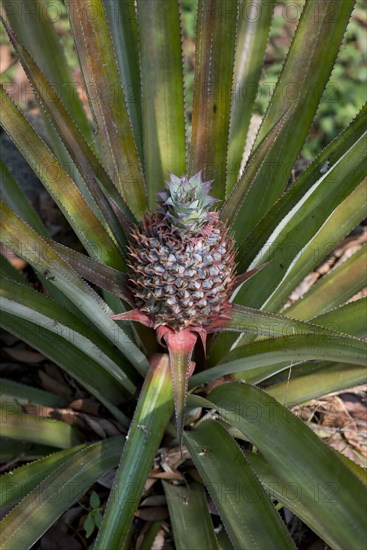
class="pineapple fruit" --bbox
[113,173,239,440]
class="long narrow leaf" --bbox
[267,361,367,407]
[163,481,218,550]
[95,355,174,549]
[264,178,367,312]
[233,298,367,385]
[0,437,123,550]
[65,0,147,217]
[190,0,238,199]
[0,158,47,237]
[234,132,366,311]
[236,103,367,271]
[284,244,367,320]
[1,1,99,209]
[2,0,92,142]
[246,0,355,221]
[1,379,67,408]
[0,167,99,319]
[221,109,290,230]
[309,298,367,337]
[0,278,136,394]
[1,17,135,250]
[0,311,131,425]
[0,203,148,375]
[184,420,295,549]
[49,241,132,304]
[0,398,79,449]
[104,0,143,158]
[0,444,86,509]
[209,384,367,549]
[191,334,367,387]
[245,452,367,538]
[226,0,275,193]
[138,0,186,206]
[0,86,126,270]
[213,303,342,337]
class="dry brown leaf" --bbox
[135,506,168,521]
[38,367,74,400]
[3,347,45,364]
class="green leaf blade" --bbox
[236,104,367,272]
[0,159,47,237]
[221,109,290,232]
[184,420,295,549]
[189,0,238,199]
[234,133,366,311]
[104,0,143,158]
[209,383,367,549]
[163,481,218,550]
[0,379,67,408]
[231,297,367,385]
[0,86,126,270]
[248,0,355,219]
[0,278,136,395]
[267,361,367,407]
[0,203,148,376]
[284,244,367,320]
[2,0,93,143]
[1,16,136,251]
[65,0,147,218]
[0,437,123,550]
[0,398,79,449]
[95,355,174,549]
[265,178,367,313]
[138,0,186,207]
[226,0,275,194]
[0,311,131,425]
[0,443,88,509]
[191,334,367,387]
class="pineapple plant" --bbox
[0,0,366,548]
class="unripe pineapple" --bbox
[128,173,236,331]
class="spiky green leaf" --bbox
[247,0,355,219]
[0,203,148,375]
[0,311,130,425]
[235,103,367,271]
[285,244,367,320]
[0,437,123,550]
[190,0,238,199]
[191,334,367,387]
[267,360,367,407]
[234,132,366,311]
[0,277,136,394]
[104,0,143,157]
[95,355,174,549]
[184,420,295,549]
[163,481,218,550]
[65,0,147,217]
[226,0,275,193]
[138,0,186,206]
[0,86,126,270]
[0,443,87,509]
[0,398,79,449]
[209,383,367,549]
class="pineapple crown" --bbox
[158,172,219,233]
